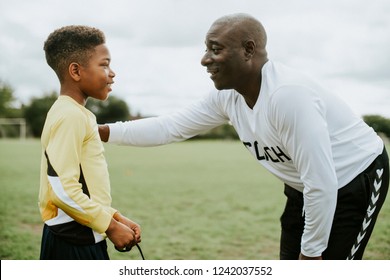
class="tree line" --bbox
[0,80,237,139]
[1,79,389,140]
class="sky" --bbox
[0,0,389,117]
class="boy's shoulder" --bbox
[52,95,86,111]
[47,96,90,124]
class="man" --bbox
[99,13,388,260]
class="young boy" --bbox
[39,25,141,259]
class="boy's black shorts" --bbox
[40,224,109,260]
[280,147,389,260]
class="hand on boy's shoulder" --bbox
[98,124,110,142]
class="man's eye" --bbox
[205,46,221,54]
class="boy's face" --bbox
[79,44,115,101]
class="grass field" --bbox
[0,139,389,260]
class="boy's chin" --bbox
[95,93,110,101]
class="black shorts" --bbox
[40,224,109,260]
[279,147,389,260]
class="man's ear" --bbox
[243,40,256,61]
[68,62,82,81]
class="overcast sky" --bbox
[1,0,389,117]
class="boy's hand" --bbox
[114,212,141,243]
[105,218,136,251]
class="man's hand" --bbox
[299,253,322,260]
[98,124,110,142]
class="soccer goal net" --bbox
[0,118,27,139]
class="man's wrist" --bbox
[98,124,110,142]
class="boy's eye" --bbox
[101,59,111,68]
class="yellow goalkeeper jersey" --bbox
[39,95,117,244]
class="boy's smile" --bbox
[79,44,115,102]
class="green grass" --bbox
[0,139,389,260]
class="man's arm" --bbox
[272,86,338,258]
[99,94,229,146]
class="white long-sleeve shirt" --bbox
[108,60,383,256]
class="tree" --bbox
[86,96,131,124]
[0,80,24,137]
[363,115,390,139]
[23,93,131,137]
[0,80,22,118]
[193,123,239,140]
[23,92,58,137]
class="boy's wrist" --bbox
[113,211,121,221]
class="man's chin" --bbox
[212,80,224,90]
[213,83,232,91]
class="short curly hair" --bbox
[43,25,106,82]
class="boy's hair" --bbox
[43,25,106,82]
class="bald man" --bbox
[99,13,389,260]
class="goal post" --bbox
[0,118,27,139]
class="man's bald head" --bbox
[201,13,269,98]
[211,13,267,54]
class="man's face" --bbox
[79,44,115,101]
[201,23,247,91]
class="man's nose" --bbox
[201,52,211,66]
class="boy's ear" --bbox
[68,62,82,81]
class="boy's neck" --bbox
[60,85,87,106]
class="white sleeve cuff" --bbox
[107,123,123,144]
